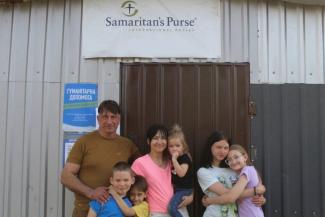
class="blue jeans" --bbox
[168,188,192,217]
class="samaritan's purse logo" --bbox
[121,1,138,17]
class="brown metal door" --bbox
[120,62,250,217]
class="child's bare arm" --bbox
[171,153,189,177]
[239,168,266,200]
[239,183,265,199]
[203,175,249,205]
[108,186,135,216]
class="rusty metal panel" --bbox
[121,62,250,217]
[251,84,325,217]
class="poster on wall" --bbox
[82,0,221,58]
[63,132,86,163]
[63,83,98,132]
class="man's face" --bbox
[97,110,120,137]
[110,171,134,196]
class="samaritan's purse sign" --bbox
[82,0,221,58]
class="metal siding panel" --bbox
[257,1,269,83]
[282,85,302,217]
[248,0,260,83]
[197,65,215,135]
[304,7,324,83]
[5,82,26,217]
[262,85,283,217]
[162,64,179,126]
[0,82,8,217]
[286,4,305,83]
[9,3,30,82]
[179,64,196,145]
[99,60,120,83]
[232,64,250,146]
[301,85,322,216]
[268,2,286,83]
[44,0,65,83]
[80,59,99,83]
[62,0,82,83]
[121,64,144,148]
[97,60,121,103]
[27,0,47,82]
[242,2,249,62]
[63,191,74,217]
[43,83,63,217]
[250,85,265,175]
[320,85,325,217]
[221,0,231,61]
[229,0,248,61]
[0,5,13,82]
[142,64,160,124]
[216,64,232,134]
[24,82,44,217]
[251,84,325,217]
[99,83,120,103]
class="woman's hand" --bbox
[251,195,266,207]
[256,183,266,195]
[201,195,213,207]
[178,194,193,208]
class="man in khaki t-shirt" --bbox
[60,100,139,217]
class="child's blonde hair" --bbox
[229,144,252,165]
[168,124,189,153]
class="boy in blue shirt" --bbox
[87,161,135,217]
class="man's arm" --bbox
[60,162,109,203]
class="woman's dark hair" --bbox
[200,131,230,168]
[146,124,169,161]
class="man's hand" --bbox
[251,195,266,207]
[88,186,109,203]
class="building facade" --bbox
[0,0,325,216]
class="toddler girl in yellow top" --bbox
[109,175,149,217]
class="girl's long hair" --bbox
[200,131,230,168]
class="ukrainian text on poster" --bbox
[63,83,98,132]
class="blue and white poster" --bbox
[63,132,86,162]
[63,83,98,132]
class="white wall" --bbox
[0,0,325,217]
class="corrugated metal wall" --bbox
[251,84,325,217]
[0,0,325,217]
